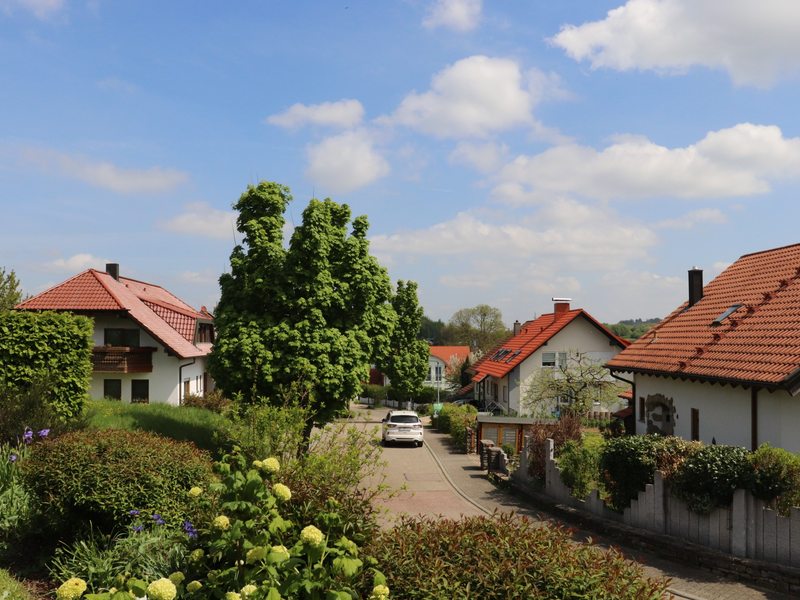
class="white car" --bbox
[381,410,424,447]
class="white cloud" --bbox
[593,269,685,322]
[652,208,727,229]
[305,129,390,194]
[493,123,800,204]
[3,0,63,18]
[179,268,218,284]
[378,56,564,139]
[158,202,237,240]
[371,199,657,271]
[97,77,138,93]
[38,253,110,273]
[20,147,189,194]
[266,99,364,129]
[423,0,482,32]
[550,0,800,87]
[449,141,509,173]
[713,261,732,271]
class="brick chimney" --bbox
[553,297,572,321]
[513,320,521,335]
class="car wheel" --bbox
[382,439,389,447]
[417,441,423,447]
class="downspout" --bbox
[179,358,197,406]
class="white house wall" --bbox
[423,356,448,390]
[88,314,210,405]
[512,318,625,414]
[633,374,800,453]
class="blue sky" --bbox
[3,0,800,324]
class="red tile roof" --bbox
[606,243,800,393]
[471,309,630,381]
[618,388,633,401]
[16,269,210,358]
[429,345,470,370]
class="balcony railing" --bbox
[91,346,157,373]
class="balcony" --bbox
[91,346,157,373]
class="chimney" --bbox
[553,297,572,321]
[513,320,521,335]
[688,267,703,309]
[106,263,119,281]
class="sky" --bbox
[3,0,800,325]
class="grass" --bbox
[582,428,604,451]
[88,399,230,459]
[0,568,32,600]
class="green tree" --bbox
[208,181,394,438]
[0,267,27,312]
[376,281,429,401]
[440,304,510,353]
[418,315,445,344]
[520,349,625,418]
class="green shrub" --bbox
[600,418,626,440]
[0,375,91,445]
[500,443,516,457]
[414,386,438,404]
[600,435,701,511]
[181,390,231,414]
[415,403,431,416]
[751,444,800,515]
[0,568,32,600]
[54,449,386,600]
[672,445,754,514]
[558,440,600,498]
[21,429,214,535]
[48,523,186,593]
[363,514,668,600]
[360,384,388,402]
[220,403,308,466]
[0,311,93,419]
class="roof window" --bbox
[505,350,521,363]
[711,303,743,327]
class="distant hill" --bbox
[603,318,662,341]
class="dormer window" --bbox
[196,323,215,343]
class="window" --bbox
[426,367,431,382]
[639,397,645,422]
[492,382,498,399]
[542,352,556,367]
[691,408,700,441]
[558,352,567,368]
[104,379,122,400]
[196,323,215,343]
[503,386,508,403]
[104,328,140,347]
[183,379,190,397]
[131,380,149,403]
[196,375,201,394]
[435,365,442,382]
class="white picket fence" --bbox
[510,437,800,567]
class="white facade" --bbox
[634,374,800,453]
[484,317,625,415]
[89,314,212,405]
[423,355,447,390]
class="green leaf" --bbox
[126,579,147,598]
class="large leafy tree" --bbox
[208,181,395,435]
[376,281,429,401]
[440,304,510,354]
[0,267,27,313]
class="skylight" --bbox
[711,303,743,327]
[505,350,521,363]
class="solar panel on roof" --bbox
[506,350,521,363]
[711,303,744,327]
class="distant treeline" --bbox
[603,318,661,341]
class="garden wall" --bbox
[509,437,800,567]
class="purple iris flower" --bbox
[22,428,33,444]
[129,509,140,516]
[132,525,144,532]
[38,429,50,438]
[9,454,18,463]
[183,520,198,538]
[152,514,165,525]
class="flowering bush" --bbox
[55,449,387,600]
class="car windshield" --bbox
[390,415,419,424]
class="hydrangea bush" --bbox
[56,449,386,600]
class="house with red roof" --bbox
[15,263,214,405]
[607,243,800,453]
[470,299,630,414]
[425,345,471,391]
